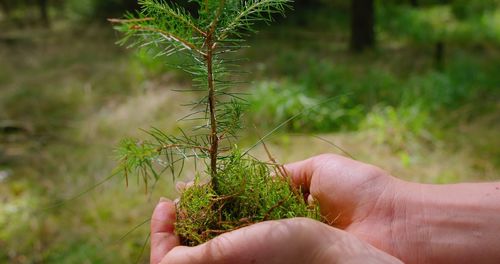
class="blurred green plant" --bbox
[247,46,498,134]
[360,103,435,151]
[451,0,500,20]
[249,80,363,131]
[378,4,500,44]
[65,0,138,21]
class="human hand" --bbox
[284,154,403,256]
[150,199,403,264]
[285,154,500,264]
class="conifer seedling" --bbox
[111,0,321,246]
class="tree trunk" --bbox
[350,0,375,52]
[38,0,49,28]
[0,0,10,16]
[434,40,445,70]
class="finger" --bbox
[175,181,197,193]
[284,154,359,192]
[175,181,187,193]
[151,198,180,264]
[283,157,316,192]
[162,220,303,264]
[163,219,403,264]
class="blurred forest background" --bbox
[0,0,499,263]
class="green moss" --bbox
[175,151,321,246]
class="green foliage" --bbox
[0,180,39,260]
[0,28,161,262]
[117,128,211,186]
[66,0,138,20]
[360,104,435,151]
[451,0,500,20]
[113,0,292,56]
[131,48,172,77]
[44,241,110,264]
[404,54,500,113]
[113,0,293,187]
[249,80,363,131]
[176,151,320,246]
[0,83,82,138]
[245,16,499,133]
[404,72,464,110]
[378,4,500,44]
[378,5,456,42]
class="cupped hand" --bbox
[150,199,402,264]
[285,154,407,259]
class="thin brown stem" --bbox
[209,0,226,34]
[206,35,218,190]
[108,17,154,23]
[203,0,227,190]
[109,16,206,37]
[263,198,287,221]
[158,144,210,152]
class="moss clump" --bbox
[175,151,321,246]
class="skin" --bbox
[151,154,500,264]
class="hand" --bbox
[150,199,403,264]
[284,154,403,257]
[285,154,500,264]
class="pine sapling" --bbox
[111,0,321,246]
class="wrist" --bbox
[391,181,500,264]
[341,175,415,261]
[389,180,432,263]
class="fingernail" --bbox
[307,195,316,205]
[159,197,170,203]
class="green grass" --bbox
[0,25,174,263]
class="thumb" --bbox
[161,219,319,264]
[150,198,180,264]
[284,156,320,193]
[284,154,368,193]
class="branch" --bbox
[129,25,207,56]
[219,0,288,40]
[158,144,210,152]
[208,0,226,36]
[151,3,207,37]
[108,17,154,23]
[263,198,287,221]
